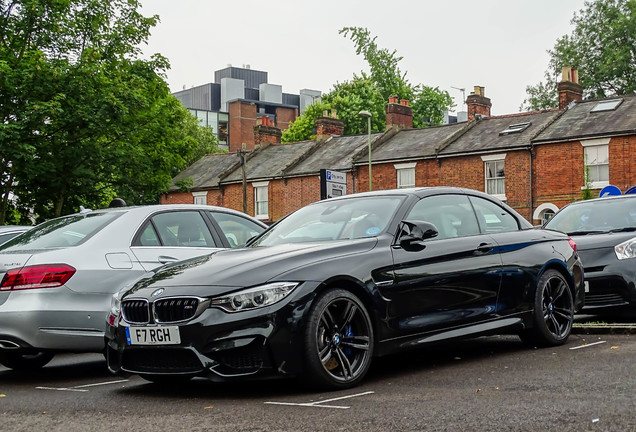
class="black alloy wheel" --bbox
[521,269,574,347]
[302,289,374,390]
[0,350,54,371]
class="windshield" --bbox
[252,195,404,247]
[0,212,123,251]
[544,198,636,235]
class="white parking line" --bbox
[265,391,374,409]
[570,340,607,350]
[36,379,129,392]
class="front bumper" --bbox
[107,283,318,381]
[583,261,636,308]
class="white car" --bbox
[0,225,31,246]
[0,205,266,370]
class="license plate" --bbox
[125,326,181,345]
[584,281,589,293]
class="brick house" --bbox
[163,69,636,225]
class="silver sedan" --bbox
[0,205,266,370]
[0,225,31,246]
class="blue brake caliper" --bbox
[343,325,353,356]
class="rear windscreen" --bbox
[0,212,122,251]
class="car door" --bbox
[130,210,223,271]
[387,193,503,335]
[467,195,542,315]
[206,211,266,248]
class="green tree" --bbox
[0,0,219,222]
[522,0,636,111]
[282,28,454,142]
[322,76,386,135]
[340,27,453,128]
[281,101,331,143]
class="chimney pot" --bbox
[389,95,398,104]
[400,99,409,106]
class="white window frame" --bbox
[253,181,269,220]
[581,138,610,189]
[394,162,416,189]
[481,153,506,201]
[192,191,208,205]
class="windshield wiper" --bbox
[609,227,636,233]
[566,230,606,235]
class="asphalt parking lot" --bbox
[1,329,634,432]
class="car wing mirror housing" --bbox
[398,220,438,251]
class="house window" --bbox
[394,163,416,188]
[590,99,623,113]
[192,192,207,205]
[481,154,506,200]
[499,122,530,136]
[581,138,609,189]
[253,181,269,219]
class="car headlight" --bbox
[210,282,298,313]
[108,291,122,325]
[615,237,636,260]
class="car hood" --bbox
[124,239,378,297]
[570,231,636,251]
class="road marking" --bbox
[570,340,607,350]
[265,390,374,409]
[37,379,129,392]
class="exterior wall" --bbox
[609,135,636,190]
[161,189,223,206]
[437,152,532,220]
[270,176,322,221]
[221,183,253,215]
[533,135,636,221]
[533,141,586,212]
[355,152,532,220]
[275,106,298,131]
[229,101,257,152]
[163,135,635,225]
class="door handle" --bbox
[475,243,494,253]
[158,255,179,264]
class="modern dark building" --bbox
[173,65,321,150]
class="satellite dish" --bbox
[599,185,622,197]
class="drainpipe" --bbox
[529,146,534,224]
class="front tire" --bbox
[301,289,374,390]
[521,269,574,347]
[0,351,54,370]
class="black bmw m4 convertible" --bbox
[107,187,584,389]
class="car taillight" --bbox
[568,238,577,252]
[0,264,76,291]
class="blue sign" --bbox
[625,185,636,195]
[599,185,622,197]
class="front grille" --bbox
[154,297,199,323]
[122,299,150,324]
[585,293,627,307]
[122,348,203,373]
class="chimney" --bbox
[466,86,491,121]
[557,66,583,109]
[385,96,413,129]
[315,109,344,137]
[254,116,281,145]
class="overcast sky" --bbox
[139,0,587,116]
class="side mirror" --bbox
[397,220,438,251]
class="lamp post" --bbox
[358,110,372,191]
